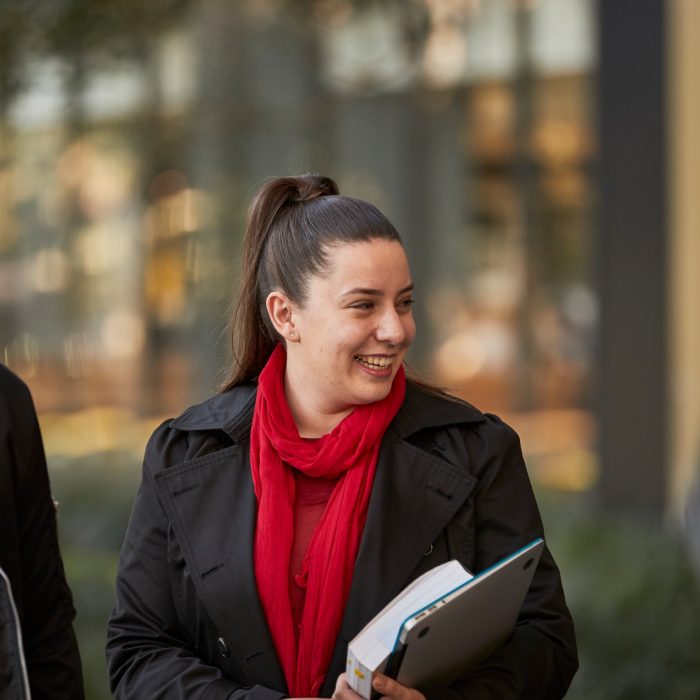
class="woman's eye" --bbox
[351,302,374,310]
[398,297,415,309]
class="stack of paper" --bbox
[346,560,473,699]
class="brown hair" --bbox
[219,174,403,391]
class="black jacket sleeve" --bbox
[426,414,578,700]
[0,365,85,700]
[105,424,286,700]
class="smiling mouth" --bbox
[353,355,394,370]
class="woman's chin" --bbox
[349,379,394,406]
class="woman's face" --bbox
[283,238,416,424]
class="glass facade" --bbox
[1,0,596,486]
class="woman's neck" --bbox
[283,374,353,438]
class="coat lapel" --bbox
[322,428,478,694]
[154,440,287,692]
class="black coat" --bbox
[0,365,84,700]
[107,382,577,699]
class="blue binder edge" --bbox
[388,537,545,657]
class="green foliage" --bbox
[0,0,193,106]
[51,451,140,700]
[0,0,433,107]
[61,548,118,699]
[540,492,700,700]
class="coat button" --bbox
[217,636,230,658]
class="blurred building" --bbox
[0,0,697,522]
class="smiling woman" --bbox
[106,175,578,700]
[271,239,416,436]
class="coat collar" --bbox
[169,381,486,442]
[169,383,257,441]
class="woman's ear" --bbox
[265,291,299,342]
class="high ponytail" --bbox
[219,174,401,391]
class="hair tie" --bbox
[287,177,337,207]
[286,190,326,207]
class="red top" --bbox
[289,470,338,639]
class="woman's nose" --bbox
[375,307,407,345]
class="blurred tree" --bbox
[0,0,193,116]
[0,2,33,115]
[0,0,439,110]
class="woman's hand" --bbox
[333,672,426,700]
[371,673,426,700]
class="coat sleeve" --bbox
[105,424,286,700]
[426,414,578,700]
[0,367,85,699]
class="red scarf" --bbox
[251,344,405,696]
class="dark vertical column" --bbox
[597,0,667,513]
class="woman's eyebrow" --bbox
[341,283,414,298]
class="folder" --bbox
[346,539,544,699]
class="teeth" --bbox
[354,355,393,369]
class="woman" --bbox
[106,175,577,699]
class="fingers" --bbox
[372,674,426,700]
[332,672,358,700]
[331,671,426,700]
[334,672,349,693]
